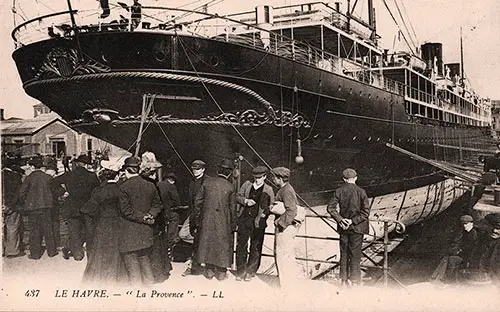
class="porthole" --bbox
[210,56,219,66]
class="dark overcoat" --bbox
[327,183,370,234]
[118,175,162,253]
[157,180,180,211]
[81,181,127,284]
[2,168,22,209]
[195,175,237,268]
[57,167,100,217]
[17,170,53,211]
[188,174,208,231]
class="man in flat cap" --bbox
[443,214,480,283]
[195,158,237,281]
[270,166,301,289]
[327,168,370,287]
[235,166,275,281]
[54,154,100,260]
[181,159,210,276]
[17,156,58,259]
[118,156,163,286]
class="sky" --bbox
[1,0,499,119]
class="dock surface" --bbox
[2,193,500,311]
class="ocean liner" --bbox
[10,1,494,277]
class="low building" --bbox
[1,104,128,160]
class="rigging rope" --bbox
[302,71,323,143]
[154,118,194,177]
[399,0,419,47]
[177,34,340,237]
[180,37,271,76]
[382,0,417,57]
[177,35,274,170]
[279,57,285,164]
[135,94,155,157]
[393,0,418,52]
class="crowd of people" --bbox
[1,151,316,288]
[4,150,500,288]
[439,212,500,285]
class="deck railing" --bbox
[11,6,487,125]
[11,6,403,95]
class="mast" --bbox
[66,0,84,61]
[346,0,351,33]
[460,27,464,86]
[460,27,465,96]
[12,0,16,26]
[368,0,376,40]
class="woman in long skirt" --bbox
[139,153,172,284]
[81,161,127,285]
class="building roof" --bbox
[1,113,68,136]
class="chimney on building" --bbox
[0,108,4,121]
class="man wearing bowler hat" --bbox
[195,158,237,281]
[55,154,100,261]
[118,156,163,286]
[327,168,370,287]
[235,166,274,281]
[17,156,58,259]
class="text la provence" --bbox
[54,289,188,298]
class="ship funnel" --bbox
[255,5,274,49]
[334,2,341,12]
[255,5,274,25]
[421,42,443,76]
[445,63,461,79]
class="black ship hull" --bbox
[13,32,487,207]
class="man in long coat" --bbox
[182,159,209,276]
[118,156,163,286]
[17,156,57,259]
[195,158,237,281]
[56,154,100,260]
[157,172,181,247]
[2,157,24,257]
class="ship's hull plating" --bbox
[13,31,485,221]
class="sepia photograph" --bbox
[1,0,500,311]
